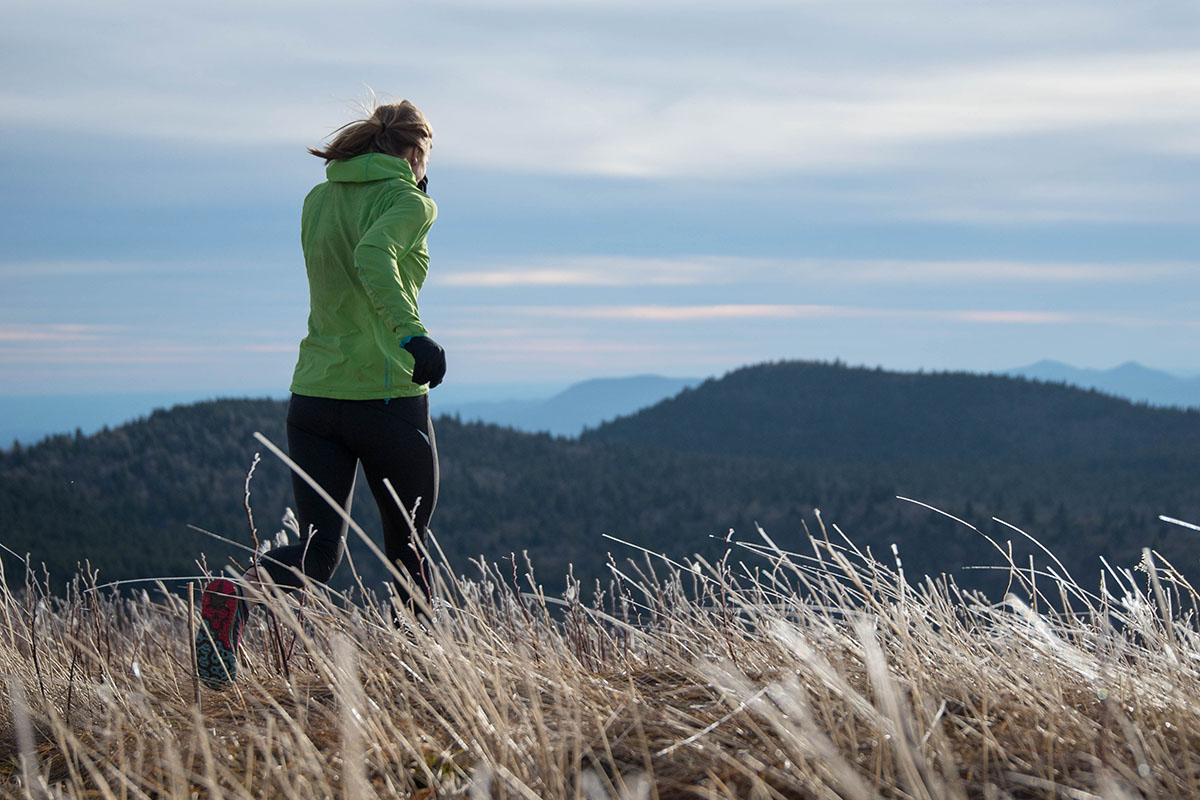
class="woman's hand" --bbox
[403,336,446,388]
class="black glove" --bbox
[403,335,446,388]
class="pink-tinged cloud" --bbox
[436,257,1183,289]
[437,257,724,288]
[0,341,296,364]
[465,340,713,355]
[0,324,124,343]
[518,304,1197,326]
[526,304,926,322]
[534,305,846,321]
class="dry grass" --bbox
[2,493,1200,798]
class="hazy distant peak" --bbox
[1025,359,1073,370]
[438,374,704,437]
[550,374,697,399]
[1110,361,1157,376]
[1004,359,1199,409]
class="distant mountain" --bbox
[1003,360,1200,409]
[440,375,702,436]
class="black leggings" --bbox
[259,393,438,609]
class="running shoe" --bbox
[194,578,247,689]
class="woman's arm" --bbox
[353,191,436,343]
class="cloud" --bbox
[4,1,1199,226]
[434,50,1200,179]
[462,339,703,354]
[800,260,1188,284]
[437,257,725,288]
[0,260,157,278]
[436,256,1188,288]
[9,255,1180,295]
[4,3,1198,176]
[518,304,1198,327]
[0,333,294,363]
[533,304,835,321]
[0,324,124,343]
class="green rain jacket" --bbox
[290,153,437,400]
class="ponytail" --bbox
[309,100,433,163]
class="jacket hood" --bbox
[326,153,417,185]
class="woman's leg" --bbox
[195,394,357,689]
[344,395,439,614]
[258,394,358,590]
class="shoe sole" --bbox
[195,579,241,689]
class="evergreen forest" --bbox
[2,361,1197,601]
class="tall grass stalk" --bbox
[1,494,1199,796]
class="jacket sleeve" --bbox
[353,191,436,342]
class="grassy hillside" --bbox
[0,524,1194,797]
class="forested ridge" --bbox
[587,361,1200,470]
[2,361,1198,599]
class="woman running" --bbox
[194,100,445,688]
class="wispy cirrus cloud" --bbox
[0,319,294,366]
[4,2,1198,177]
[518,304,1197,327]
[0,261,145,278]
[0,324,125,343]
[7,256,1184,294]
[437,257,723,288]
[0,342,296,364]
[532,304,838,321]
[799,260,1190,284]
[437,256,1189,288]
[555,51,1200,179]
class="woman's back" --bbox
[292,152,437,400]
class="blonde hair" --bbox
[309,100,433,163]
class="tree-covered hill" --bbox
[584,361,1200,472]
[584,361,1200,519]
[2,362,1198,600]
[0,398,292,586]
[0,399,889,597]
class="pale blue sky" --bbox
[2,0,1198,395]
